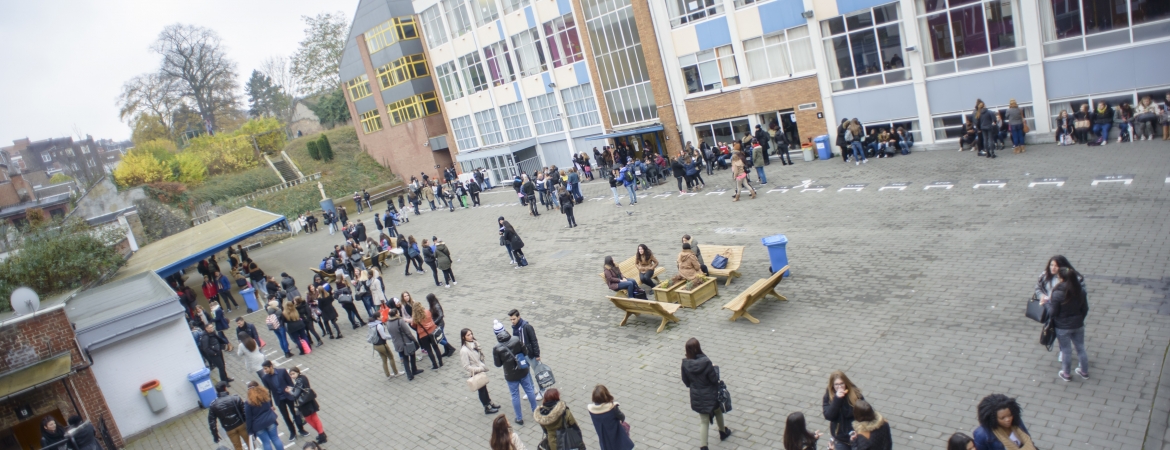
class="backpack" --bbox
[623,170,633,182]
[367,324,386,345]
[324,258,334,271]
[265,313,280,330]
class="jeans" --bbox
[754,166,767,184]
[698,408,725,447]
[504,244,515,263]
[1010,124,1025,147]
[507,376,539,422]
[898,141,911,155]
[288,329,310,354]
[571,183,583,201]
[1056,327,1088,375]
[625,184,637,203]
[361,295,376,317]
[272,326,289,355]
[419,334,443,368]
[255,423,283,450]
[399,350,419,379]
[427,261,441,286]
[328,223,335,234]
[981,129,997,153]
[611,187,621,205]
[564,208,576,227]
[850,142,865,161]
[1092,123,1112,140]
[442,268,456,284]
[615,279,637,296]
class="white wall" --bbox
[90,317,206,438]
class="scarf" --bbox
[1097,104,1106,113]
[992,426,1036,450]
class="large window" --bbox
[694,118,751,147]
[376,54,430,90]
[931,104,1034,140]
[821,3,909,92]
[474,110,504,145]
[443,0,474,38]
[421,5,449,48]
[503,0,530,13]
[360,110,384,134]
[512,28,548,76]
[459,52,489,93]
[436,62,465,101]
[583,0,657,126]
[347,74,373,101]
[387,92,442,125]
[680,45,740,93]
[561,84,600,129]
[917,0,1024,77]
[1039,0,1170,56]
[484,41,517,86]
[862,119,922,142]
[543,14,584,67]
[667,0,724,27]
[528,93,564,135]
[471,0,500,25]
[500,101,532,141]
[365,17,418,54]
[744,26,816,82]
[451,115,478,150]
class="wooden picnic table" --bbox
[721,265,789,323]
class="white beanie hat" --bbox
[493,319,505,333]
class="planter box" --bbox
[653,282,684,304]
[676,277,718,308]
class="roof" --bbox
[0,192,70,218]
[65,271,185,351]
[115,207,286,280]
[0,352,73,402]
[583,124,665,141]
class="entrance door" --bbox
[4,410,65,450]
[757,110,801,149]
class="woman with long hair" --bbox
[294,296,323,347]
[288,367,327,444]
[410,299,444,369]
[587,384,634,450]
[730,151,756,202]
[499,217,525,267]
[634,244,659,288]
[849,400,891,449]
[603,256,638,296]
[421,238,442,287]
[973,394,1036,450]
[681,338,731,449]
[782,412,821,450]
[282,301,310,355]
[533,389,581,450]
[237,336,266,378]
[1042,265,1090,381]
[427,294,458,357]
[822,370,864,450]
[490,414,527,450]
[461,328,501,414]
[244,383,284,450]
[948,432,976,450]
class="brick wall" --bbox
[684,76,829,146]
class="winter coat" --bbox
[836,123,848,146]
[385,317,418,354]
[421,187,435,201]
[422,245,437,265]
[208,392,247,438]
[1091,106,1114,125]
[199,331,227,358]
[236,322,259,343]
[435,244,453,270]
[973,421,1032,450]
[731,158,746,177]
[411,309,438,338]
[635,255,658,274]
[588,402,635,450]
[283,313,306,335]
[1047,281,1089,330]
[850,414,892,450]
[317,291,339,321]
[493,331,531,382]
[512,318,540,359]
[291,375,319,416]
[41,427,68,450]
[260,368,296,403]
[63,421,102,450]
[670,159,686,178]
[370,278,388,306]
[202,282,218,301]
[281,276,300,301]
[244,399,278,436]
[823,392,865,444]
[681,354,720,414]
[976,108,997,130]
[237,343,267,373]
[534,401,579,450]
[460,340,489,377]
[604,266,624,291]
[677,250,703,281]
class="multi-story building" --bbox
[340,0,454,182]
[1,136,102,185]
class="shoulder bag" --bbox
[1024,295,1048,323]
[715,366,733,413]
[467,371,490,391]
[555,413,586,450]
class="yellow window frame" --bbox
[376,53,430,90]
[386,92,442,126]
[366,17,419,54]
[360,110,384,134]
[347,75,372,101]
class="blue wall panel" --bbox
[695,17,732,51]
[525,6,537,28]
[925,65,1031,114]
[573,61,590,85]
[836,0,892,15]
[832,84,918,123]
[557,0,573,16]
[759,0,805,35]
[542,72,554,93]
[1044,41,1170,100]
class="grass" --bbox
[186,166,281,206]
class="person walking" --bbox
[237,337,267,379]
[493,320,539,425]
[410,298,444,369]
[751,141,768,185]
[849,400,892,450]
[500,217,526,267]
[234,316,260,347]
[823,371,864,450]
[264,301,292,359]
[435,238,457,287]
[782,412,822,450]
[587,385,634,450]
[558,187,577,228]
[509,309,544,399]
[422,238,442,287]
[407,236,426,276]
[200,323,234,385]
[259,361,309,441]
[427,294,458,357]
[973,394,1036,450]
[282,302,311,355]
[335,280,365,329]
[533,389,582,450]
[730,152,756,202]
[681,338,731,450]
[315,286,342,339]
[635,244,659,289]
[244,382,286,450]
[522,175,540,216]
[207,382,248,450]
[461,328,502,414]
[491,414,528,450]
[215,271,239,312]
[1042,266,1090,381]
[287,368,327,444]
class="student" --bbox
[587,385,634,450]
[681,338,731,450]
[973,394,1036,450]
[823,371,864,450]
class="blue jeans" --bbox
[504,244,515,263]
[611,187,621,205]
[625,184,637,203]
[850,142,865,161]
[256,423,283,450]
[755,166,767,184]
[571,183,582,200]
[273,326,289,355]
[1117,122,1129,140]
[507,375,538,422]
[1056,327,1088,375]
[898,141,910,155]
[1010,124,1025,147]
[361,295,376,317]
[1092,123,1111,140]
[616,279,637,296]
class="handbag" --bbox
[434,326,448,346]
[555,414,586,450]
[1025,295,1048,323]
[533,360,556,390]
[736,173,747,180]
[515,352,530,370]
[621,421,631,436]
[405,339,419,354]
[711,252,729,270]
[1040,321,1056,351]
[1022,121,1030,133]
[300,339,312,355]
[466,371,490,391]
[715,367,732,413]
[1074,119,1091,130]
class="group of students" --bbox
[1054,94,1170,146]
[603,236,707,299]
[836,119,916,165]
[206,363,327,450]
[513,165,585,228]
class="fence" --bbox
[517,157,542,181]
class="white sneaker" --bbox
[856,161,859,166]
[452,282,457,286]
[445,284,450,288]
[522,393,528,400]
[510,260,516,265]
[536,392,544,401]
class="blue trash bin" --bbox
[761,234,790,277]
[814,135,832,161]
[240,287,258,313]
[187,368,217,408]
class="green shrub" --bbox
[307,140,321,160]
[144,182,190,206]
[0,219,124,312]
[318,135,333,161]
[186,166,281,205]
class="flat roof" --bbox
[65,271,178,331]
[114,207,286,280]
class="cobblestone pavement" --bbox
[126,142,1170,450]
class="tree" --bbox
[0,219,124,312]
[306,88,350,128]
[113,148,173,187]
[291,12,348,95]
[317,135,334,161]
[131,114,173,145]
[306,140,321,160]
[117,73,181,136]
[245,70,287,118]
[153,24,240,134]
[259,56,301,123]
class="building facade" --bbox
[1,136,103,185]
[341,0,455,183]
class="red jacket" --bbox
[202,282,218,300]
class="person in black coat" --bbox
[836,119,850,162]
[207,383,247,449]
[974,100,998,158]
[63,415,101,450]
[521,176,539,216]
[40,417,68,450]
[1042,266,1090,381]
[754,124,771,165]
[848,400,892,450]
[681,338,731,450]
[587,384,635,450]
[199,323,233,384]
[288,368,327,444]
[670,157,687,193]
[260,361,309,439]
[499,217,525,266]
[467,179,482,206]
[823,371,864,450]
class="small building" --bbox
[0,153,71,226]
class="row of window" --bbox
[347,75,372,101]
[357,92,443,134]
[449,84,600,150]
[365,17,418,54]
[677,26,815,95]
[376,54,431,90]
[423,0,546,48]
[583,0,657,127]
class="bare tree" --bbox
[116,73,181,133]
[291,12,349,96]
[152,24,240,134]
[260,56,303,98]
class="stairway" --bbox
[272,159,299,182]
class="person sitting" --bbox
[603,256,639,297]
[875,129,895,158]
[1054,110,1076,145]
[894,127,913,155]
[994,112,1009,150]
[960,123,979,152]
[1090,101,1114,145]
[863,128,881,159]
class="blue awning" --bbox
[115,207,287,280]
[582,124,665,141]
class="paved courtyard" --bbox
[126,142,1170,450]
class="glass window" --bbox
[484,41,517,86]
[693,118,751,147]
[679,45,739,93]
[583,0,657,126]
[743,25,815,82]
[375,54,430,90]
[561,84,600,129]
[860,119,922,142]
[443,0,474,37]
[347,74,373,101]
[512,28,548,76]
[436,62,464,101]
[451,115,478,150]
[366,18,419,54]
[421,6,449,48]
[503,0,530,13]
[528,93,564,135]
[459,52,489,93]
[386,92,442,125]
[360,110,384,134]
[474,110,504,145]
[1039,0,1170,56]
[543,14,584,67]
[667,0,724,27]
[471,0,500,25]
[820,2,909,92]
[918,0,1022,76]
[500,101,532,141]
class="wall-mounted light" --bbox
[801,10,814,18]
[905,45,917,52]
[547,82,556,88]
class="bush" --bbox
[49,173,73,184]
[236,117,287,154]
[0,219,124,312]
[186,166,281,206]
[113,148,173,187]
[144,182,189,205]
[318,135,333,161]
[174,152,208,184]
[307,140,321,160]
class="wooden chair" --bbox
[608,296,682,333]
[699,245,744,286]
[309,268,335,282]
[721,265,789,323]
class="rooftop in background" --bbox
[65,271,179,335]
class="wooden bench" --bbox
[699,245,744,286]
[598,256,666,287]
[309,268,336,282]
[608,296,682,333]
[721,265,789,323]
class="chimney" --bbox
[9,171,35,203]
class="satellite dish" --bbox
[10,287,40,316]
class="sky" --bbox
[0,0,360,146]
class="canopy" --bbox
[582,124,664,141]
[116,207,286,280]
[0,352,73,402]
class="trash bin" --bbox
[240,287,258,313]
[802,146,814,162]
[187,368,217,408]
[761,234,790,277]
[814,135,832,161]
[140,380,167,413]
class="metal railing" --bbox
[226,172,322,207]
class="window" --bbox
[436,62,465,101]
[376,54,430,90]
[512,28,548,76]
[500,102,532,141]
[42,153,51,162]
[861,119,922,142]
[471,0,500,25]
[694,118,751,147]
[360,110,384,134]
[387,92,442,125]
[421,6,449,48]
[543,14,584,67]
[365,17,418,54]
[1049,90,1155,129]
[932,104,1033,139]
[582,0,657,126]
[80,145,90,154]
[667,0,724,27]
[474,110,504,145]
[561,84,600,129]
[820,3,909,92]
[66,148,75,157]
[503,0,530,13]
[347,74,373,101]
[917,0,1024,77]
[744,26,815,82]
[443,0,474,37]
[680,45,740,93]
[528,93,564,135]
[734,0,765,8]
[87,159,96,168]
[1039,0,1170,56]
[459,52,489,93]
[484,41,517,86]
[451,115,479,149]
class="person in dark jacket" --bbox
[500,217,525,266]
[288,368,327,444]
[681,338,731,450]
[754,124,771,165]
[522,175,539,216]
[244,382,285,450]
[385,307,423,380]
[235,317,260,346]
[533,389,581,450]
[509,309,543,398]
[587,384,634,450]
[603,256,638,296]
[974,99,997,158]
[314,286,342,339]
[280,273,301,304]
[200,324,233,384]
[783,412,822,450]
[558,187,576,228]
[973,394,1036,450]
[260,361,309,440]
[836,119,850,162]
[823,370,864,450]
[208,382,248,450]
[493,320,538,425]
[41,417,68,450]
[294,297,324,346]
[1042,266,1090,381]
[1090,101,1114,144]
[421,238,442,287]
[670,157,687,194]
[848,400,891,450]
[63,415,101,450]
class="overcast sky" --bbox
[0,0,359,146]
